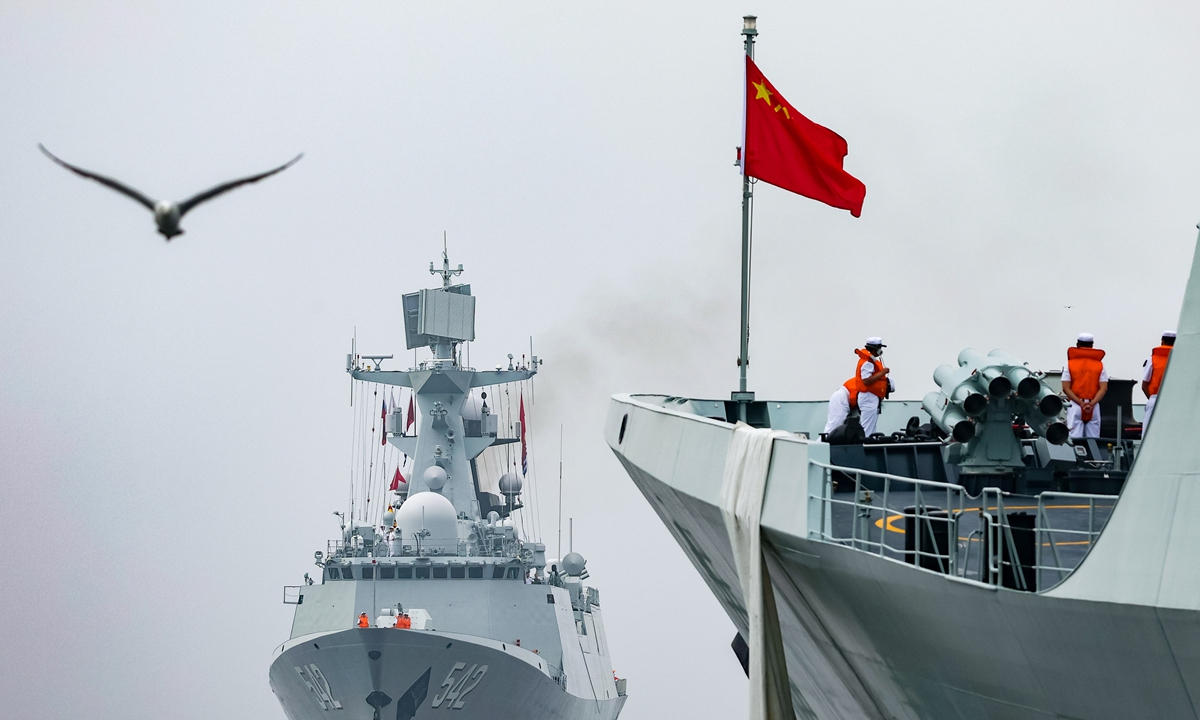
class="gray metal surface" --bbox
[606,387,1200,718]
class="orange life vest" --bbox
[358,614,370,628]
[1147,345,1172,397]
[843,348,888,408]
[1066,347,1106,422]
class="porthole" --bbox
[618,414,628,444]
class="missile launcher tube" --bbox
[1035,386,1064,417]
[988,350,1042,399]
[933,364,958,388]
[957,348,988,368]
[1025,413,1070,445]
[927,348,1067,447]
[923,392,975,443]
[979,366,1013,398]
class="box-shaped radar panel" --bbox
[403,286,475,349]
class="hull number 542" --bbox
[432,662,488,709]
[294,663,343,711]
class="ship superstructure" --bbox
[271,252,626,720]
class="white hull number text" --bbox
[431,662,489,710]
[295,663,344,711]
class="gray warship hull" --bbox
[606,388,1200,719]
[271,628,624,720]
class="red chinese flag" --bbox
[406,395,415,430]
[743,56,865,217]
[519,393,528,476]
[389,466,406,491]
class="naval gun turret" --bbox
[923,349,1067,474]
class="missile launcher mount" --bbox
[923,349,1068,475]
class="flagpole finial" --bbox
[742,15,757,36]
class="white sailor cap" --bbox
[865,336,886,347]
[1163,331,1177,339]
[1077,332,1094,343]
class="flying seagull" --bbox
[38,144,302,240]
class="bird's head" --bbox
[154,200,182,238]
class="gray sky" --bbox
[2,2,1199,718]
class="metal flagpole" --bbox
[734,15,758,419]
[557,424,563,561]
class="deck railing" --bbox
[808,460,1116,592]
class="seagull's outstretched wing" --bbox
[39,144,157,210]
[177,153,303,217]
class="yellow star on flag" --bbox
[752,80,773,105]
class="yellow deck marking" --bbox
[873,505,1110,538]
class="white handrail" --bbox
[807,459,1118,591]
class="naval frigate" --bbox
[271,252,626,720]
[606,226,1200,719]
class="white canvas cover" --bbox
[720,422,796,720]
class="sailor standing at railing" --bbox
[1141,331,1175,431]
[1061,333,1108,439]
[386,525,402,557]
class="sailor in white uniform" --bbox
[1141,331,1175,431]
[824,337,893,437]
[1062,332,1108,440]
[387,526,403,557]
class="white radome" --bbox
[562,552,587,576]
[394,491,458,548]
[423,465,448,491]
[499,472,523,495]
